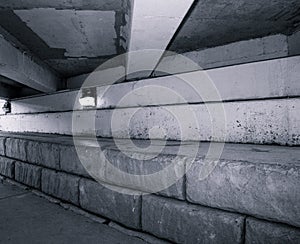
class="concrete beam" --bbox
[8,56,300,114]
[0,98,299,145]
[0,36,60,93]
[0,0,122,11]
[126,0,194,79]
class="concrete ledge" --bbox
[142,195,245,244]
[41,169,80,205]
[246,218,300,244]
[79,179,141,229]
[1,98,299,145]
[15,161,41,189]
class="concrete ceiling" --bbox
[169,0,300,53]
[0,0,127,77]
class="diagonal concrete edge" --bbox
[126,0,194,80]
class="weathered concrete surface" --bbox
[15,9,117,57]
[1,98,299,145]
[169,0,300,53]
[142,195,245,244]
[109,221,171,244]
[0,35,59,92]
[0,181,27,199]
[0,181,146,244]
[0,156,14,178]
[14,161,41,189]
[41,169,80,205]
[0,137,5,155]
[157,34,289,73]
[288,30,300,56]
[7,56,300,114]
[79,179,141,229]
[246,218,300,244]
[27,141,59,169]
[0,0,123,11]
[186,157,300,227]
[5,138,27,161]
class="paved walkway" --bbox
[0,181,146,244]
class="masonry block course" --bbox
[79,179,141,229]
[246,218,300,244]
[142,195,245,244]
[0,137,5,156]
[104,149,186,200]
[5,138,27,161]
[27,141,59,169]
[41,169,80,205]
[0,156,15,178]
[186,159,300,227]
[15,161,42,189]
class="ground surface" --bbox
[0,181,146,244]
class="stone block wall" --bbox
[0,134,299,243]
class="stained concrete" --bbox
[0,181,146,244]
[169,0,300,53]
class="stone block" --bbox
[246,217,300,244]
[15,161,41,189]
[27,141,59,169]
[59,145,94,178]
[79,178,141,229]
[0,156,15,178]
[186,159,300,227]
[5,138,27,161]
[104,149,186,200]
[41,169,80,205]
[142,195,245,244]
[0,137,5,156]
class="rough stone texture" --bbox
[246,218,300,244]
[0,156,15,178]
[5,138,27,161]
[27,141,59,169]
[0,137,5,156]
[104,149,186,200]
[41,169,80,205]
[59,145,95,178]
[14,161,41,189]
[142,195,245,244]
[79,179,141,229]
[186,159,300,227]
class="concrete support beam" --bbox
[126,0,194,79]
[0,36,60,93]
[7,56,300,114]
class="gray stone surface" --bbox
[0,156,15,178]
[41,169,80,205]
[79,179,141,229]
[0,137,5,156]
[104,149,185,200]
[59,145,94,178]
[27,140,59,169]
[15,161,42,189]
[0,181,146,244]
[186,158,300,227]
[142,195,245,244]
[5,138,27,161]
[246,217,300,244]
